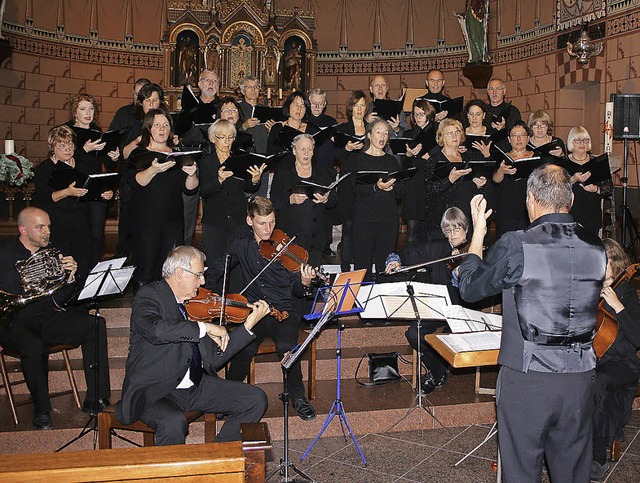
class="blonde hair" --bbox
[47,125,76,155]
[436,119,465,146]
[567,126,592,153]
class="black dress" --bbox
[565,154,613,237]
[352,151,404,280]
[33,158,92,280]
[270,157,337,266]
[198,150,257,277]
[592,281,640,464]
[127,152,197,285]
[424,149,493,240]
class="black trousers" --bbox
[51,223,92,281]
[0,309,111,415]
[405,320,448,380]
[496,367,595,483]
[88,201,108,269]
[226,313,306,399]
[339,220,354,272]
[139,376,267,445]
[183,191,200,246]
[133,220,183,285]
[353,220,398,281]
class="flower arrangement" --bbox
[0,153,34,187]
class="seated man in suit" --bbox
[0,206,111,430]
[117,245,269,445]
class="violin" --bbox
[593,263,640,359]
[185,287,288,323]
[259,229,329,283]
[446,241,471,271]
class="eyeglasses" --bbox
[55,142,75,150]
[532,122,548,129]
[183,267,206,279]
[509,133,528,139]
[443,226,464,236]
[573,138,590,144]
[443,130,461,138]
[311,102,326,109]
[244,84,260,90]
[220,108,238,114]
[414,111,427,118]
[215,135,236,142]
[487,87,505,93]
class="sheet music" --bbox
[357,282,451,319]
[443,305,502,332]
[78,264,135,300]
[381,295,439,319]
[437,331,501,353]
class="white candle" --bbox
[278,88,283,100]
[267,87,271,99]
[5,140,15,155]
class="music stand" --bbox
[266,307,338,483]
[56,258,134,452]
[301,271,371,466]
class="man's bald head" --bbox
[370,75,389,100]
[17,207,51,252]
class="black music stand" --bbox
[266,308,337,483]
[301,273,371,466]
[56,259,133,452]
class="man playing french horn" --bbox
[0,207,111,430]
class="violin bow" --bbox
[239,234,298,296]
[389,252,470,275]
[218,254,231,326]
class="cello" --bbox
[593,263,640,359]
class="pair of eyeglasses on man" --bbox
[183,267,207,279]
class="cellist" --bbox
[206,196,317,421]
[590,239,640,482]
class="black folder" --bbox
[275,125,305,150]
[372,98,405,122]
[222,152,287,179]
[463,134,492,154]
[48,163,119,201]
[130,148,204,169]
[181,84,200,112]
[492,148,545,181]
[292,173,351,197]
[557,154,611,184]
[433,161,467,180]
[420,96,464,118]
[232,130,255,153]
[490,103,513,124]
[527,138,563,158]
[311,124,338,146]
[252,105,288,123]
[333,131,366,150]
[388,138,414,156]
[355,166,417,184]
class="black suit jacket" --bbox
[117,279,254,424]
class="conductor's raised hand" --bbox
[205,323,229,352]
[470,194,492,234]
[244,300,271,331]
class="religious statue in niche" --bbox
[176,30,200,86]
[203,39,220,72]
[454,0,490,64]
[264,44,280,85]
[283,36,305,91]
[230,34,253,90]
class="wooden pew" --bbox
[0,422,272,483]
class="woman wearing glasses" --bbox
[384,207,471,393]
[34,125,114,279]
[127,109,199,288]
[564,126,612,237]
[527,110,565,158]
[491,120,536,237]
[199,120,265,281]
[424,119,490,241]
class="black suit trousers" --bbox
[139,376,267,444]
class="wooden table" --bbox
[425,333,499,395]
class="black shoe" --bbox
[292,397,317,421]
[590,461,610,482]
[33,412,53,430]
[82,398,111,414]
[322,248,336,257]
[420,371,448,394]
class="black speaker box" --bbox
[611,93,640,139]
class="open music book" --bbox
[436,331,501,353]
[443,305,502,332]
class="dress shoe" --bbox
[292,397,317,421]
[322,248,336,257]
[590,460,610,482]
[421,371,448,395]
[82,398,111,414]
[33,412,53,430]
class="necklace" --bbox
[571,153,589,162]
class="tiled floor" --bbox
[264,410,640,482]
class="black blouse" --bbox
[352,152,404,224]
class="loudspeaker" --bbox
[611,93,640,139]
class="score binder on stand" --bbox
[303,269,370,321]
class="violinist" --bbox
[117,245,269,445]
[206,196,317,421]
[270,133,337,266]
[591,239,640,482]
[384,207,470,394]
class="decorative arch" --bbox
[169,23,206,45]
[221,21,265,47]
